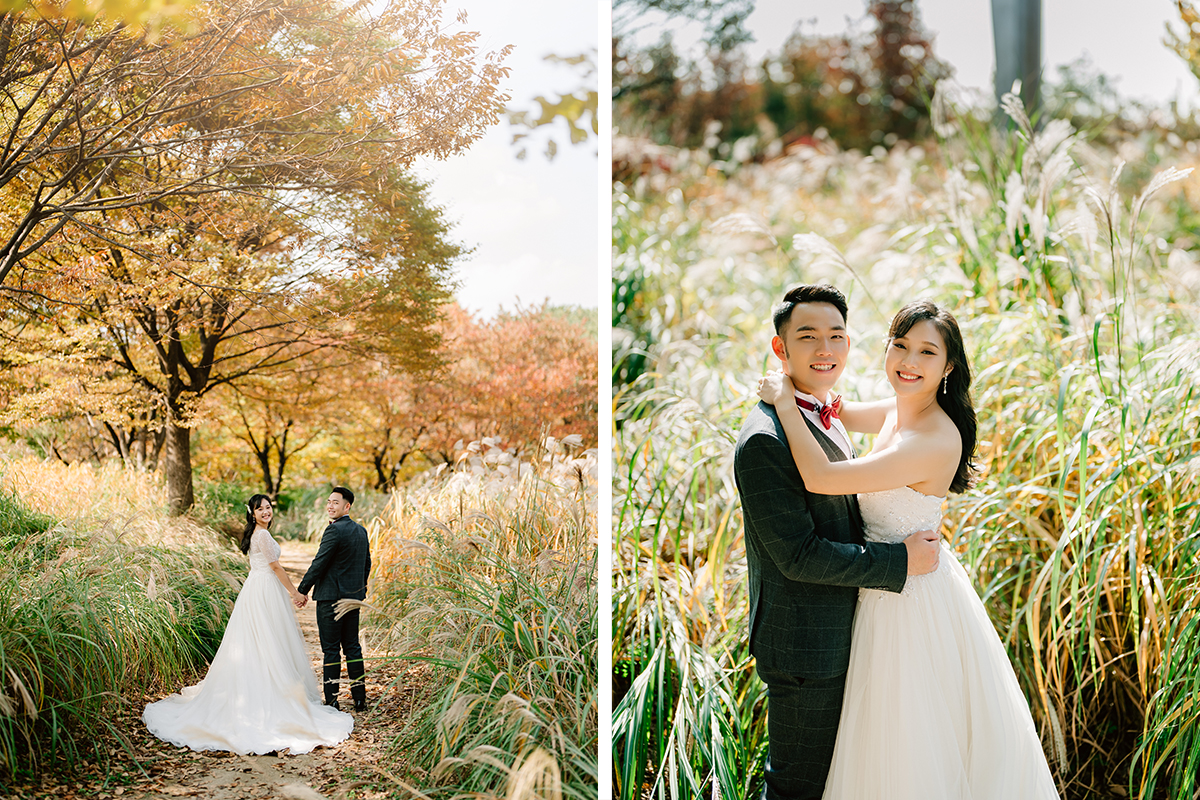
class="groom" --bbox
[298,486,372,712]
[734,283,940,799]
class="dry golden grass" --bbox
[360,436,597,800]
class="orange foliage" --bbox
[0,0,511,512]
[444,303,598,450]
[344,303,598,489]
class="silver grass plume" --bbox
[1084,159,1124,245]
[930,81,957,139]
[1000,84,1034,139]
[1131,165,1193,228]
[945,168,981,257]
[1125,165,1194,281]
[791,232,882,315]
[710,212,778,247]
[1004,169,1025,247]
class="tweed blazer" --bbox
[734,400,908,678]
[297,514,372,602]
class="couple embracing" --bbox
[143,487,371,755]
[735,284,1060,799]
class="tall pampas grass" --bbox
[613,92,1200,799]
[365,436,597,800]
[0,460,242,785]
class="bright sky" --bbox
[626,0,1200,110]
[412,0,598,318]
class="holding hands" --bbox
[292,591,308,609]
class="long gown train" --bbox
[821,487,1059,800]
[143,529,353,755]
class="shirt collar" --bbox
[793,388,832,407]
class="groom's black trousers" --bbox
[315,601,366,705]
[757,666,847,800]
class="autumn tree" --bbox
[341,362,461,490]
[0,0,505,513]
[0,0,191,32]
[614,0,949,151]
[613,0,753,57]
[0,0,507,288]
[218,357,337,501]
[440,302,597,452]
[331,303,598,490]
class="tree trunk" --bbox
[373,450,389,492]
[255,446,275,498]
[163,421,195,515]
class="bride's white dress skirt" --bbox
[821,487,1059,800]
[143,530,353,755]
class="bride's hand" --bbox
[757,370,792,406]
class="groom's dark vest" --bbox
[734,400,907,678]
[297,515,371,602]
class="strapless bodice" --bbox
[858,486,945,544]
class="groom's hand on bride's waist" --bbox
[903,529,940,575]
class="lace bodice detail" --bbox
[248,529,280,572]
[858,486,945,543]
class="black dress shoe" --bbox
[325,699,341,711]
[354,700,368,712]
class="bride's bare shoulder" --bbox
[922,406,965,452]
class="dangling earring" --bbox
[942,373,949,395]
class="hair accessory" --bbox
[942,373,949,395]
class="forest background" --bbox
[0,0,599,798]
[613,1,1200,799]
[0,0,599,520]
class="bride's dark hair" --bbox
[240,494,273,554]
[887,300,978,493]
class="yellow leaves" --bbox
[1169,1,1200,78]
[1,0,196,40]
[506,50,597,160]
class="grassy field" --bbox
[0,457,243,789]
[359,435,598,799]
[0,434,598,799]
[612,92,1200,800]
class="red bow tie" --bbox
[796,395,842,430]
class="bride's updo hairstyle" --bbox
[887,300,978,493]
[240,494,273,554]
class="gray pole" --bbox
[992,0,1042,123]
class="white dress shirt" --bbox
[793,389,855,460]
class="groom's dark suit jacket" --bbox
[734,400,907,679]
[297,515,371,602]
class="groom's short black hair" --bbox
[332,486,355,505]
[773,283,849,335]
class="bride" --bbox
[757,300,1059,799]
[143,494,353,755]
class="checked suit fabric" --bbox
[734,400,908,798]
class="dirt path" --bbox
[21,540,432,800]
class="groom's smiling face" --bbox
[771,301,849,401]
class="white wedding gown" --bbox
[143,528,353,755]
[821,487,1060,799]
